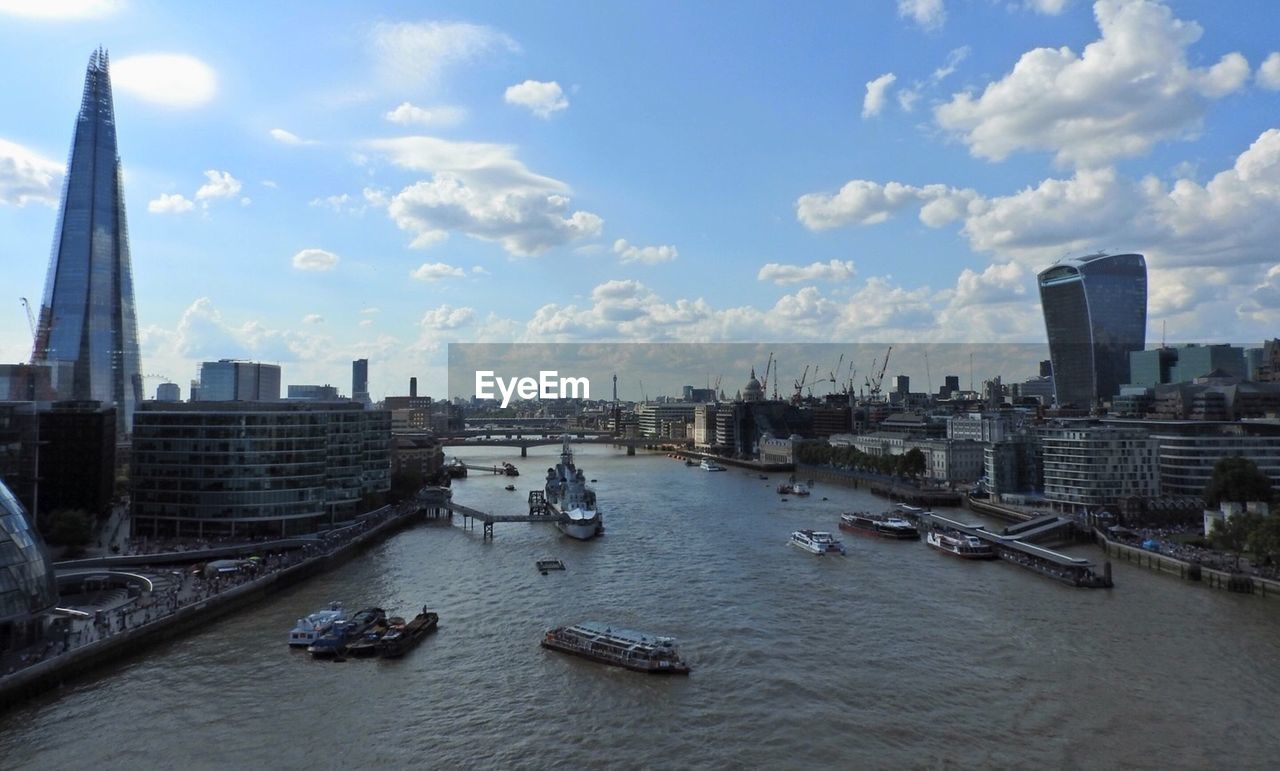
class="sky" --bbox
[1,0,1278,401]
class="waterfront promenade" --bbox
[0,494,444,707]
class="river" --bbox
[3,445,1279,769]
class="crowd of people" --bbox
[1,502,417,680]
[1112,524,1279,579]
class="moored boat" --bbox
[926,528,996,559]
[788,529,847,555]
[307,607,386,657]
[545,437,603,540]
[379,609,439,658]
[288,602,347,648]
[541,621,690,674]
[839,512,920,540]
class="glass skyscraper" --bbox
[1037,253,1147,408]
[31,49,143,437]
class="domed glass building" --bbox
[1,478,59,649]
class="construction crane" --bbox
[638,379,648,403]
[760,351,773,398]
[19,297,35,341]
[866,345,892,402]
[792,364,809,402]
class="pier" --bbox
[439,491,563,541]
[925,513,1112,588]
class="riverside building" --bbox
[131,402,390,538]
[1038,424,1159,511]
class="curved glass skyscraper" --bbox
[31,49,143,437]
[1037,253,1147,408]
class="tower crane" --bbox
[19,297,35,341]
[792,364,809,402]
[867,345,892,402]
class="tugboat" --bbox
[378,608,439,658]
[839,512,920,540]
[541,621,690,674]
[544,437,603,540]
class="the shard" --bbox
[31,49,143,437]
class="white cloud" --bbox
[372,21,518,92]
[269,128,316,145]
[932,46,970,81]
[195,170,242,200]
[110,53,217,108]
[292,248,340,272]
[0,138,62,206]
[758,260,857,285]
[897,89,920,112]
[1259,52,1280,90]
[504,80,569,118]
[935,0,1250,167]
[471,265,489,275]
[410,262,466,281]
[359,319,374,328]
[147,192,194,214]
[613,238,678,265]
[420,305,475,330]
[1024,0,1070,13]
[302,314,324,324]
[385,102,466,126]
[0,0,120,19]
[239,196,251,207]
[898,0,945,30]
[862,73,897,118]
[261,180,278,189]
[310,193,351,213]
[798,129,1280,280]
[360,307,380,315]
[371,135,603,256]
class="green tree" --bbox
[388,469,425,503]
[43,508,94,549]
[902,448,927,480]
[1203,456,1273,509]
[1211,511,1263,569]
[1247,515,1280,567]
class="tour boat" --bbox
[699,458,726,472]
[926,529,996,559]
[287,602,347,647]
[541,621,690,674]
[839,512,920,540]
[788,529,847,555]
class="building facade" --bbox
[1037,253,1147,408]
[196,360,281,401]
[131,402,391,537]
[287,384,340,401]
[30,50,143,437]
[0,479,59,652]
[1039,424,1159,511]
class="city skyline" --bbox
[2,1,1279,399]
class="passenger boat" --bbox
[379,609,439,658]
[287,602,347,648]
[788,529,847,555]
[504,484,516,491]
[699,458,726,472]
[839,512,920,540]
[777,481,810,495]
[541,621,690,674]
[307,607,387,657]
[926,528,996,559]
[545,437,603,540]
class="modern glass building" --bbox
[1037,253,1147,408]
[0,478,59,652]
[31,50,143,438]
[196,360,281,401]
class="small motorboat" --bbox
[505,484,516,491]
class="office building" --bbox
[154,382,180,402]
[353,359,370,406]
[196,360,281,401]
[36,401,116,519]
[30,50,143,437]
[287,384,340,401]
[131,401,390,537]
[1038,253,1147,408]
[1129,344,1246,387]
[1039,424,1158,510]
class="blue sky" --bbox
[1,0,1278,399]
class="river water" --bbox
[3,446,1279,769]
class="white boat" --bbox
[788,529,846,555]
[287,602,347,647]
[699,458,726,472]
[545,437,603,540]
[926,529,996,559]
[791,483,811,496]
